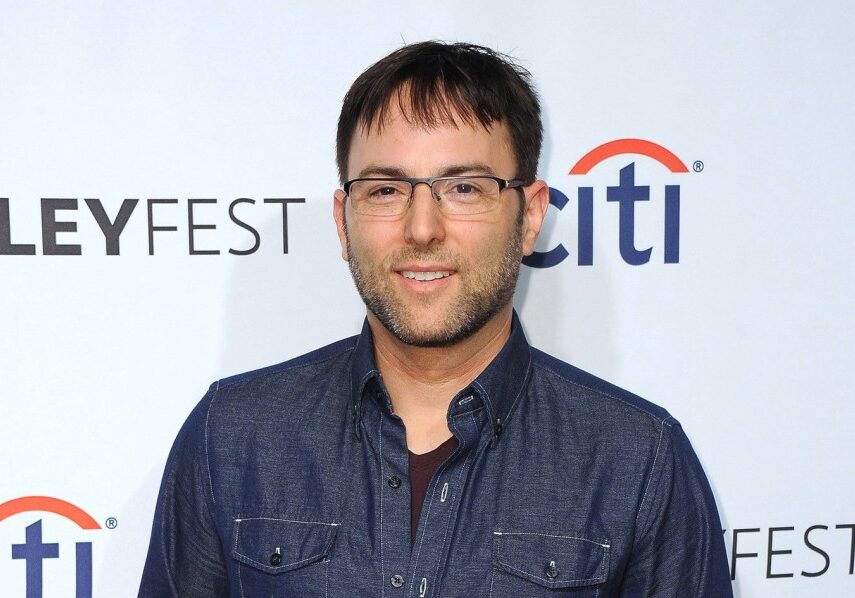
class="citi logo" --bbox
[1,496,102,598]
[524,138,696,268]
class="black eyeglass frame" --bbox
[342,175,527,201]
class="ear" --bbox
[520,179,550,256]
[333,188,349,261]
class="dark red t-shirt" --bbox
[408,435,459,544]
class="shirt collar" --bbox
[350,311,532,442]
[465,310,532,440]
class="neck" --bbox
[369,305,513,453]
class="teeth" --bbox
[401,271,452,281]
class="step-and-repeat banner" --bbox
[2,2,852,596]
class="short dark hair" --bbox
[336,41,542,184]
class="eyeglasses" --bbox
[342,175,526,217]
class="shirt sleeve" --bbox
[619,418,733,597]
[138,385,229,597]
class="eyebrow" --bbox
[355,165,408,178]
[354,162,498,179]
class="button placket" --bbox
[376,405,413,598]
[407,408,481,597]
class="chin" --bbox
[375,309,496,349]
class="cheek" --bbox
[348,223,398,264]
[457,219,516,259]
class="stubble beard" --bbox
[345,211,524,348]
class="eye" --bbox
[361,181,409,201]
[438,177,488,199]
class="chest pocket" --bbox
[490,531,610,596]
[231,517,339,598]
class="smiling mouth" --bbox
[399,270,453,281]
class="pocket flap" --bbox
[492,531,610,588]
[231,517,339,574]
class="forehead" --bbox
[347,98,515,179]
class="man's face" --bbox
[333,102,547,347]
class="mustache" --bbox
[386,247,460,268]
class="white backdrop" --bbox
[1,1,853,596]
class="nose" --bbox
[403,181,446,247]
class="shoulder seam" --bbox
[634,416,677,539]
[205,381,219,507]
[531,361,669,425]
[217,345,356,392]
[159,466,180,597]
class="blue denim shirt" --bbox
[139,313,732,597]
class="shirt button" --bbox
[269,552,282,566]
[387,475,402,489]
[390,574,404,588]
[545,560,559,579]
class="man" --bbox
[139,41,732,596]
